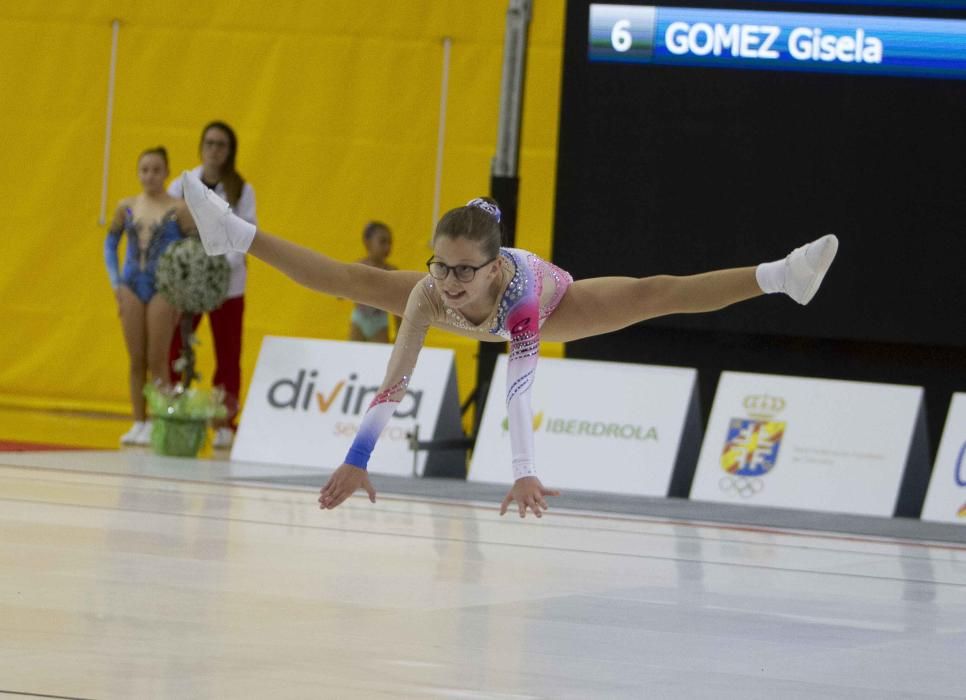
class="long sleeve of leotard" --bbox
[505,286,541,480]
[344,281,434,469]
[104,228,122,289]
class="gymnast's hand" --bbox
[318,463,377,510]
[500,476,560,519]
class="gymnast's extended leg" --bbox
[542,234,837,343]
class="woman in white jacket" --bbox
[168,121,256,449]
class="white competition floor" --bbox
[1,449,965,699]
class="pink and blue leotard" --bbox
[344,247,572,480]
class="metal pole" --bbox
[431,37,453,240]
[99,19,120,226]
[493,0,531,183]
[474,0,532,437]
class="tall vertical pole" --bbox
[99,19,121,226]
[473,0,532,437]
[432,37,453,240]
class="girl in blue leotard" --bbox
[104,148,196,446]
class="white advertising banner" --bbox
[468,356,700,496]
[921,393,966,525]
[690,372,925,517]
[232,337,462,477]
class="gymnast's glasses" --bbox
[426,256,497,283]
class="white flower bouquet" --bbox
[148,237,231,456]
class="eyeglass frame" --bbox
[426,255,498,283]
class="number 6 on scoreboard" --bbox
[611,18,633,52]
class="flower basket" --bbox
[144,384,228,458]
[152,416,208,457]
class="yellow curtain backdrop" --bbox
[0,1,563,438]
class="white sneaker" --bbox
[134,420,153,446]
[212,427,235,450]
[120,421,146,446]
[181,171,256,255]
[783,234,839,305]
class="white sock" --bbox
[755,259,786,295]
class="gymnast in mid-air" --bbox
[181,171,838,518]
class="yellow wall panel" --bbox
[0,1,564,430]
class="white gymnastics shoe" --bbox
[120,421,146,446]
[757,234,839,305]
[120,420,152,446]
[135,420,153,446]
[212,427,235,450]
[784,234,839,305]
[182,171,256,255]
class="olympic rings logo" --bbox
[955,440,966,487]
[719,475,764,498]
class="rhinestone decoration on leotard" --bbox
[370,375,409,407]
[538,258,573,323]
[509,330,539,360]
[506,368,535,405]
[492,250,526,339]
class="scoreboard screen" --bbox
[588,4,966,79]
[554,1,966,347]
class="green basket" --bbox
[151,416,208,457]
